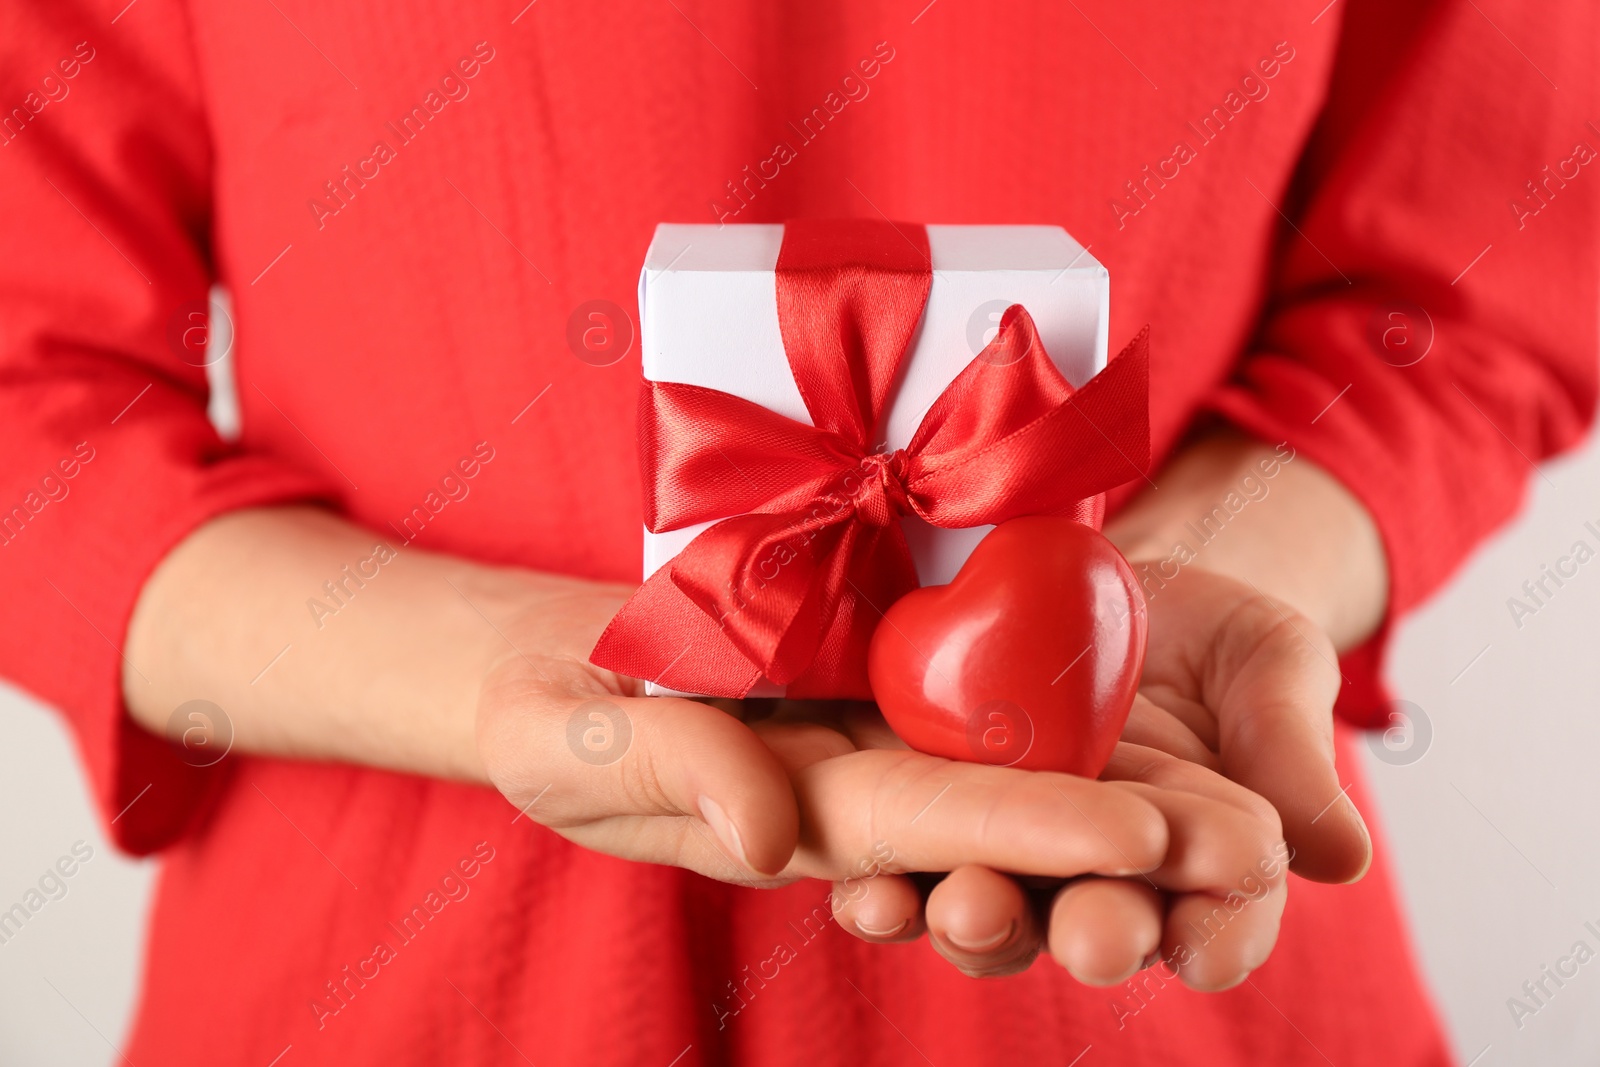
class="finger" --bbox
[839,703,913,751]
[1048,878,1163,986]
[1120,694,1219,770]
[925,865,1042,978]
[755,700,911,754]
[751,717,860,771]
[1105,743,1283,835]
[1204,594,1370,883]
[1100,778,1284,896]
[1141,573,1370,884]
[831,874,926,943]
[1101,750,1290,990]
[1160,882,1287,992]
[787,750,1170,882]
[1137,683,1221,750]
[479,676,799,877]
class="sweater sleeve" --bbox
[1205,0,1600,726]
[0,1,336,853]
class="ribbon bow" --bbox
[591,219,1150,699]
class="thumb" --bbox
[480,675,799,877]
[1209,595,1371,884]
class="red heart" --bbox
[867,517,1146,777]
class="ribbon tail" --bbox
[785,521,919,700]
[589,570,764,697]
[666,511,836,687]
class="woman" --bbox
[1,0,1592,1063]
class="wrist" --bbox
[425,562,548,786]
[1104,429,1389,651]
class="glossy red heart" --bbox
[868,516,1146,777]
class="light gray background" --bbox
[2,301,1597,1063]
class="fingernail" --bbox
[1343,812,1374,885]
[697,795,751,871]
[856,918,909,939]
[1215,970,1251,991]
[1098,958,1145,986]
[945,921,1015,952]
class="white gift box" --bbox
[638,222,1109,696]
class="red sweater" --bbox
[2,0,1594,1063]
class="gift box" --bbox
[591,219,1148,700]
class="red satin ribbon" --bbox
[591,219,1150,698]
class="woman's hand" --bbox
[1106,429,1389,884]
[821,727,1291,990]
[824,568,1363,987]
[1119,567,1370,884]
[820,430,1389,986]
[476,581,1289,991]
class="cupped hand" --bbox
[831,560,1371,989]
[474,576,1286,988]
[825,725,1291,991]
[1118,565,1371,884]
